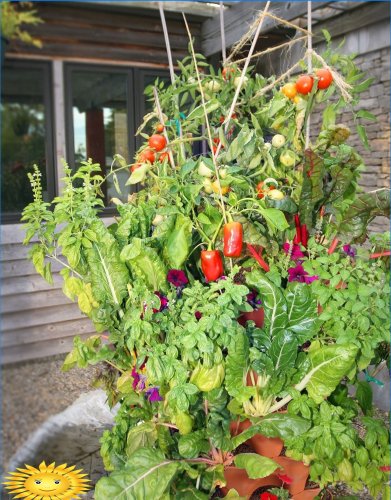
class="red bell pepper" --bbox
[223,221,243,257]
[201,250,224,282]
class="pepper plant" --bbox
[22,34,390,499]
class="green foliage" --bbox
[22,41,390,499]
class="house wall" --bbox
[1,3,202,365]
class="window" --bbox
[1,61,54,221]
[65,65,169,207]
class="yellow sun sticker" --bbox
[3,460,91,499]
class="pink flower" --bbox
[131,367,146,391]
[153,291,169,313]
[342,244,356,258]
[167,269,188,288]
[260,493,278,500]
[283,242,305,261]
[379,465,391,472]
[194,311,202,321]
[277,472,293,484]
[288,264,318,284]
[145,386,163,402]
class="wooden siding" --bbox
[1,224,96,364]
[6,2,202,66]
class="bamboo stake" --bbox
[305,1,312,150]
[182,13,228,226]
[220,1,226,63]
[158,2,186,160]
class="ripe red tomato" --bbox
[256,182,265,199]
[138,149,155,163]
[156,123,164,133]
[159,152,170,162]
[148,134,167,152]
[316,68,333,89]
[130,163,142,173]
[296,75,314,95]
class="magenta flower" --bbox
[194,311,202,321]
[145,386,163,402]
[342,244,356,258]
[247,290,262,308]
[153,291,169,313]
[288,264,318,284]
[131,367,146,391]
[167,269,188,288]
[283,242,305,261]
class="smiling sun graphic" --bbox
[3,461,91,499]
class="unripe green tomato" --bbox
[207,80,221,92]
[198,161,213,178]
[219,168,228,179]
[203,178,213,194]
[337,458,354,482]
[272,134,286,148]
[280,150,296,167]
[267,189,284,200]
[174,412,194,435]
[234,75,248,88]
[190,362,225,392]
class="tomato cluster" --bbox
[130,129,168,172]
[282,68,333,99]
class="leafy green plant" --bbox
[22,37,390,499]
[1,2,42,47]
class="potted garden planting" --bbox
[22,31,390,499]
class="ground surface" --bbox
[2,354,102,471]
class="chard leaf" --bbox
[121,238,168,292]
[246,270,287,337]
[304,344,358,404]
[126,422,157,458]
[164,214,193,269]
[286,282,319,342]
[268,330,298,371]
[298,149,325,229]
[234,453,279,479]
[94,448,179,500]
[226,332,255,402]
[337,188,390,243]
[85,221,130,305]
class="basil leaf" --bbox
[234,453,279,479]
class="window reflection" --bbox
[1,65,49,214]
[69,69,129,204]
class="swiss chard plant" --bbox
[22,32,390,500]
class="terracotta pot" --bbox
[229,419,284,460]
[222,466,281,497]
[292,487,322,500]
[273,456,310,496]
[238,307,265,328]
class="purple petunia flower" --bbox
[283,242,305,261]
[131,367,146,391]
[247,291,262,308]
[167,269,188,288]
[342,244,356,258]
[153,291,169,313]
[194,311,202,321]
[287,264,319,284]
[145,386,163,402]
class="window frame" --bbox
[64,63,169,215]
[1,59,56,224]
